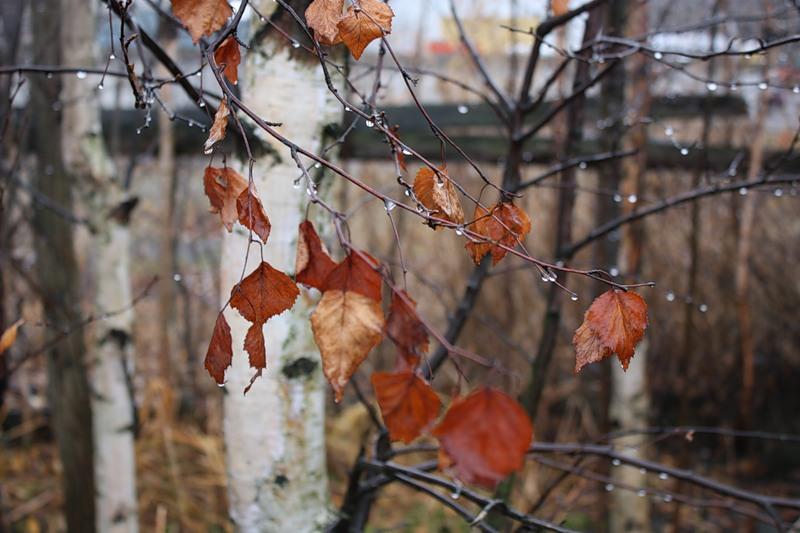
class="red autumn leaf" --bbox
[465,202,531,265]
[573,290,648,372]
[412,166,464,228]
[214,35,241,85]
[236,187,271,243]
[305,0,344,45]
[372,371,441,443]
[204,96,230,154]
[230,262,300,370]
[204,166,248,232]
[433,388,534,488]
[321,251,382,302]
[336,0,394,60]
[204,313,233,384]
[171,0,232,44]
[385,290,428,367]
[295,220,336,290]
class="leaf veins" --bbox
[171,0,232,44]
[372,370,441,443]
[336,0,394,60]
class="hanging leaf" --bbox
[336,0,394,60]
[311,290,384,402]
[412,167,464,228]
[573,289,648,372]
[433,388,533,488]
[230,262,300,371]
[236,188,271,242]
[171,0,232,44]
[295,220,336,290]
[204,313,233,384]
[321,251,382,302]
[372,370,441,443]
[204,166,248,232]
[0,318,23,356]
[204,97,230,154]
[385,290,428,367]
[465,202,531,265]
[214,35,241,85]
[305,0,344,45]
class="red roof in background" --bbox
[428,41,459,56]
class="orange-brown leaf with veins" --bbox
[573,290,648,372]
[433,388,533,488]
[372,371,441,443]
[305,0,344,45]
[204,97,230,154]
[385,290,428,368]
[171,0,232,43]
[204,313,233,384]
[236,188,271,243]
[204,166,248,232]
[295,220,336,290]
[465,202,531,265]
[337,0,394,60]
[214,36,240,84]
[412,167,464,228]
[321,251,382,302]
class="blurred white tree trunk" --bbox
[61,0,138,531]
[221,5,340,530]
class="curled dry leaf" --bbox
[573,289,648,373]
[0,318,24,356]
[295,220,336,290]
[204,166,247,232]
[465,202,531,265]
[230,261,300,372]
[204,97,230,154]
[305,0,344,45]
[412,167,464,228]
[311,290,384,402]
[433,388,534,488]
[385,290,428,368]
[204,313,232,384]
[171,0,232,43]
[236,188,271,242]
[371,371,441,443]
[214,36,241,85]
[337,0,394,60]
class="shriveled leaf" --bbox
[204,313,232,384]
[336,0,394,60]
[236,188,271,242]
[372,371,441,443]
[171,0,232,43]
[214,36,241,85]
[385,290,428,367]
[412,167,464,228]
[322,251,382,302]
[204,97,230,154]
[465,202,531,265]
[305,0,344,45]
[433,388,533,488]
[573,290,648,372]
[0,318,23,356]
[204,166,247,232]
[230,261,300,326]
[296,220,336,290]
[244,324,266,370]
[311,290,384,402]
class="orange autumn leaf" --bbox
[337,0,394,60]
[305,0,344,45]
[204,313,232,384]
[372,371,441,443]
[321,251,382,302]
[295,220,336,290]
[573,289,648,373]
[385,290,428,368]
[0,318,23,356]
[236,187,271,242]
[214,36,240,85]
[171,0,232,44]
[412,167,464,228]
[204,166,247,232]
[204,97,230,154]
[433,388,533,488]
[465,202,531,265]
[230,262,300,371]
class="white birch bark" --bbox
[221,8,341,530]
[61,1,138,531]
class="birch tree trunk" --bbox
[221,5,340,530]
[61,1,139,530]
